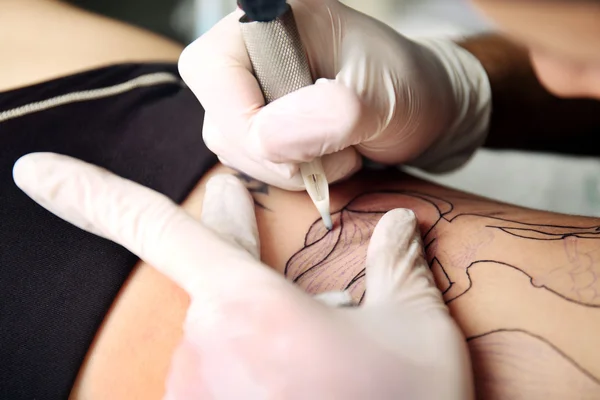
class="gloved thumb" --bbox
[200,174,260,260]
[363,208,445,309]
[248,78,379,165]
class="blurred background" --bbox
[66,0,600,217]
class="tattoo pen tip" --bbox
[299,160,332,231]
[322,212,333,231]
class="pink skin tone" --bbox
[472,0,600,98]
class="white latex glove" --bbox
[178,0,491,190]
[13,153,474,400]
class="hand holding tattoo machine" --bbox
[237,0,333,230]
[180,0,491,212]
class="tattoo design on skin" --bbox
[284,190,600,397]
[468,329,600,399]
[285,190,600,306]
[234,172,270,210]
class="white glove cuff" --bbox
[408,37,492,173]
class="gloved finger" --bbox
[218,147,361,192]
[313,290,354,307]
[202,114,300,183]
[12,153,286,296]
[217,153,305,191]
[362,208,444,308]
[247,79,380,164]
[179,9,265,154]
[321,148,363,185]
[206,112,362,190]
[201,174,260,260]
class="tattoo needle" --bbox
[301,160,332,230]
[237,0,333,230]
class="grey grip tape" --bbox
[239,5,314,104]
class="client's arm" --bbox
[74,163,600,399]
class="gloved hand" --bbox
[13,153,474,399]
[178,0,491,190]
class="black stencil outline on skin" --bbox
[430,257,452,293]
[467,329,600,386]
[284,189,600,308]
[486,226,600,240]
[284,189,600,383]
[234,172,270,210]
[287,215,344,283]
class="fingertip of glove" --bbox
[13,152,55,192]
[12,154,34,189]
[383,208,417,225]
[371,208,418,247]
[177,43,195,81]
[205,174,249,196]
[320,148,362,184]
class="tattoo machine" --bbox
[237,0,333,230]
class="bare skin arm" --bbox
[458,34,600,156]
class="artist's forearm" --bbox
[457,34,600,156]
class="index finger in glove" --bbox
[12,153,287,297]
[178,9,264,148]
[363,208,443,307]
[201,174,260,260]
